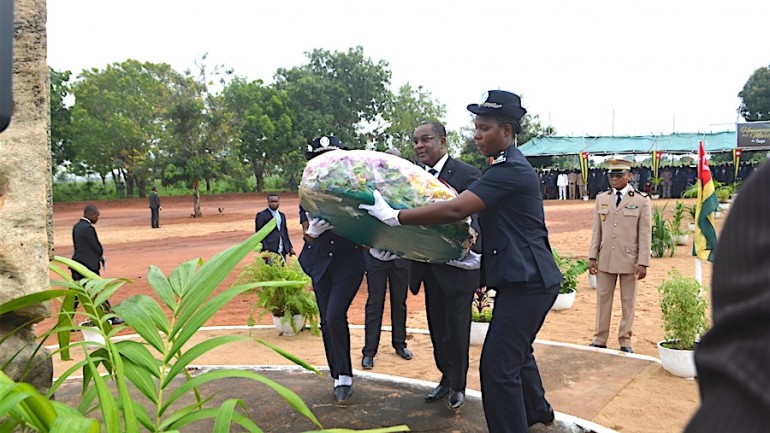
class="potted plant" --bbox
[550,249,589,310]
[686,204,696,232]
[657,269,709,378]
[651,204,676,258]
[649,176,663,199]
[470,287,493,345]
[669,200,690,245]
[236,251,320,336]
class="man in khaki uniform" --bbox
[567,171,578,199]
[588,159,651,353]
[576,169,586,198]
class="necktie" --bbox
[428,168,438,177]
[616,191,622,207]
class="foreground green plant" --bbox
[0,219,408,433]
[471,287,493,323]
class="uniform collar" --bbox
[614,184,632,195]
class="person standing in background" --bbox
[149,186,161,228]
[556,171,569,200]
[588,159,651,353]
[71,204,123,324]
[255,193,294,260]
[567,170,577,199]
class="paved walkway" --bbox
[53,326,663,432]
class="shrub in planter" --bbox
[236,250,319,336]
[658,269,709,350]
[651,204,676,258]
[552,249,588,294]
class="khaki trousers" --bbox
[592,271,637,347]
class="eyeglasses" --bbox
[607,172,627,178]
[411,135,436,145]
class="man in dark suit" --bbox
[410,121,481,410]
[149,186,161,228]
[684,160,770,433]
[72,204,104,281]
[361,249,411,369]
[255,193,294,259]
[71,204,121,322]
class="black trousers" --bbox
[362,264,408,357]
[480,283,558,433]
[150,208,160,228]
[423,270,474,391]
[312,258,364,379]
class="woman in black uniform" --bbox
[299,135,366,403]
[361,91,562,433]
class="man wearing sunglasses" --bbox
[587,159,651,354]
[409,121,482,410]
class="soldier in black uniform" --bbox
[298,135,366,403]
[361,90,562,433]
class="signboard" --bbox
[736,122,770,148]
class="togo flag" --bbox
[692,141,718,262]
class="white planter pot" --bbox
[714,211,723,219]
[674,234,690,245]
[688,223,695,232]
[588,274,597,289]
[651,194,660,200]
[718,202,730,210]
[657,341,697,378]
[550,290,576,311]
[470,321,489,346]
[272,314,305,336]
[582,195,589,201]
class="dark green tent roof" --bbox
[519,131,737,156]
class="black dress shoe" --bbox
[528,408,555,426]
[620,346,634,353]
[424,384,450,402]
[333,385,352,403]
[362,356,374,369]
[448,390,465,410]
[395,347,413,360]
[589,343,607,348]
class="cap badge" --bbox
[320,136,330,147]
[307,144,313,152]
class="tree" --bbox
[222,77,295,192]
[275,46,392,147]
[50,68,74,174]
[373,83,446,161]
[163,56,238,216]
[738,65,770,121]
[69,59,181,196]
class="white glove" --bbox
[305,213,334,238]
[358,190,401,227]
[446,251,481,270]
[369,248,400,261]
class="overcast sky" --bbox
[47,0,770,138]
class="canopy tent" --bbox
[519,131,737,156]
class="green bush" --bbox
[658,269,709,350]
[651,204,676,258]
[552,249,589,294]
[236,251,319,335]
